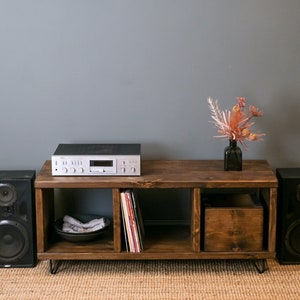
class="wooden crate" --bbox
[203,193,264,252]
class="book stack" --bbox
[120,189,144,253]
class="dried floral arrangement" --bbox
[207,97,265,148]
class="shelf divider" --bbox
[191,188,201,252]
[112,188,122,252]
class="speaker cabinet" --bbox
[276,168,300,264]
[0,170,36,267]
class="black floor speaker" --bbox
[276,168,300,264]
[0,170,36,267]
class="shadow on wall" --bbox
[263,96,300,168]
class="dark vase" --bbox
[224,140,242,171]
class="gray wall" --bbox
[1,1,300,170]
[1,1,300,221]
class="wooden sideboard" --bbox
[35,160,278,273]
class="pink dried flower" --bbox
[237,97,246,108]
[207,97,265,148]
[249,105,264,117]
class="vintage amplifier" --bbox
[51,144,141,176]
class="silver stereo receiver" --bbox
[51,144,141,176]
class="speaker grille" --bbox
[0,170,36,267]
[0,220,29,262]
[285,220,300,258]
[276,168,300,264]
[0,183,17,207]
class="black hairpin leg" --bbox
[252,259,268,273]
[49,260,61,274]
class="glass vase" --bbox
[224,140,242,171]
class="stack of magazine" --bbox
[120,189,144,253]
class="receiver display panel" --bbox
[90,160,114,167]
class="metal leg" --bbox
[49,260,61,274]
[252,259,268,274]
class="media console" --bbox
[35,160,278,273]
